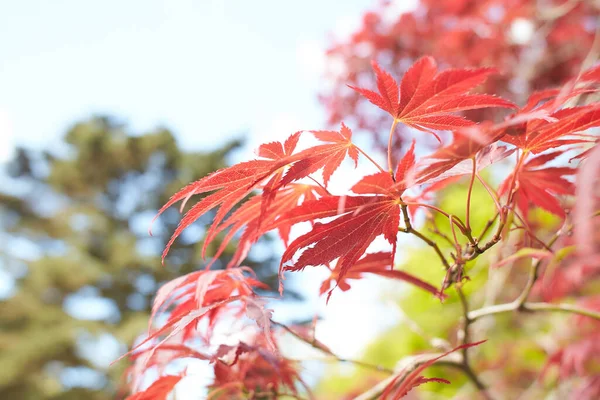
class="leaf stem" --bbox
[387,119,399,177]
[355,145,387,174]
[403,201,470,234]
[307,176,331,195]
[465,157,477,232]
[476,173,502,215]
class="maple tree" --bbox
[118,1,600,399]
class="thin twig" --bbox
[355,145,387,174]
[399,203,451,270]
[273,321,394,374]
[513,223,567,308]
[465,157,477,231]
[387,119,399,176]
[478,212,499,241]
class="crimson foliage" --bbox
[119,1,600,399]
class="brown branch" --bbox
[456,285,494,400]
[399,203,452,270]
[468,301,600,322]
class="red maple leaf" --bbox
[350,57,515,135]
[501,105,600,154]
[153,133,302,262]
[207,183,327,268]
[114,268,271,370]
[411,124,500,185]
[319,251,446,301]
[278,172,400,291]
[501,68,600,153]
[281,123,359,187]
[394,139,416,192]
[155,126,360,264]
[211,336,302,398]
[126,375,182,400]
[381,341,486,399]
[498,152,575,218]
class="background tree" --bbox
[0,116,284,399]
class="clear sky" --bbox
[0,0,377,159]
[0,0,414,396]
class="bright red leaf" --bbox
[281,123,359,187]
[498,152,575,218]
[381,341,486,399]
[319,251,447,301]
[153,133,302,262]
[350,57,515,135]
[126,375,182,400]
[278,172,400,292]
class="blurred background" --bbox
[2,0,599,399]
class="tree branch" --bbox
[399,203,452,270]
[456,286,494,400]
[468,300,600,321]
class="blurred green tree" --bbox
[0,116,282,399]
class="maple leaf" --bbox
[278,172,400,292]
[208,183,327,269]
[126,343,210,390]
[211,335,303,398]
[319,251,447,301]
[502,105,600,154]
[412,125,498,185]
[413,139,515,187]
[245,297,276,351]
[394,139,416,192]
[126,375,182,400]
[498,152,575,218]
[350,57,515,135]
[381,341,486,399]
[501,70,600,154]
[114,268,270,370]
[281,123,359,187]
[153,133,302,263]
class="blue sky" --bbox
[0,0,377,159]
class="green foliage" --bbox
[0,117,280,399]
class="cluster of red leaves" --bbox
[122,43,600,400]
[124,334,302,400]
[121,268,303,399]
[320,0,599,150]
[210,337,303,399]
